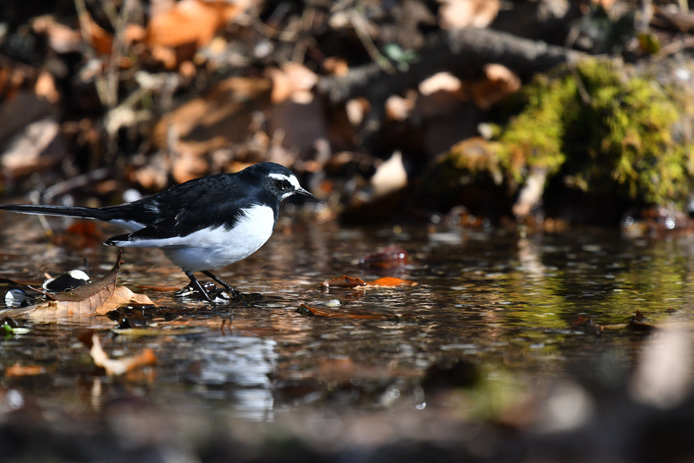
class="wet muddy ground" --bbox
[1,211,694,462]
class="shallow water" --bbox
[1,212,693,456]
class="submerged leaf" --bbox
[89,334,157,376]
[297,303,387,320]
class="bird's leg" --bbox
[202,270,241,298]
[185,271,213,303]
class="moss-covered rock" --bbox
[424,57,694,222]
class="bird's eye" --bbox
[280,180,291,190]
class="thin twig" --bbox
[655,35,694,58]
[566,54,591,105]
[349,11,396,74]
[250,13,299,41]
[564,22,591,105]
[41,167,113,203]
[292,7,315,63]
[105,0,134,110]
[74,0,109,105]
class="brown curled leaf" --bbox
[321,275,366,288]
[0,251,154,321]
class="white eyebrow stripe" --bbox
[269,172,301,190]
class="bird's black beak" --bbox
[296,187,316,200]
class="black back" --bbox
[105,162,296,240]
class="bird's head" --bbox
[253,162,314,201]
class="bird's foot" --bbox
[220,285,241,301]
[175,282,256,304]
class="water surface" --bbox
[1,212,692,459]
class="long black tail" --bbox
[0,204,109,220]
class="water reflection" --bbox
[187,335,277,421]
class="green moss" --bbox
[491,58,694,207]
[496,73,570,183]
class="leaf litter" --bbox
[0,250,154,321]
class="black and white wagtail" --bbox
[0,162,314,302]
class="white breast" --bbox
[118,204,276,271]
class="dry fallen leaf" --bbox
[371,151,408,198]
[34,71,60,104]
[0,251,154,321]
[323,57,349,76]
[97,286,155,314]
[32,15,83,54]
[385,94,412,121]
[419,72,462,96]
[470,64,521,110]
[146,0,249,67]
[89,334,157,376]
[266,63,329,156]
[438,0,500,30]
[268,63,318,104]
[44,252,150,316]
[149,76,272,183]
[1,117,64,179]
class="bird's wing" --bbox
[104,174,246,227]
[105,184,263,246]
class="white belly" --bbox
[120,204,276,271]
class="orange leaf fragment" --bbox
[5,364,46,377]
[366,277,416,287]
[79,11,114,56]
[321,275,366,288]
